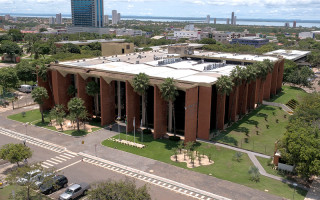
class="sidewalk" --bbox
[305,177,320,200]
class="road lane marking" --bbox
[46,160,59,165]
[63,153,75,158]
[56,160,82,171]
[59,155,72,159]
[50,158,63,163]
[55,156,67,161]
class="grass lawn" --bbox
[213,105,289,155]
[8,109,102,136]
[0,185,50,200]
[269,86,307,104]
[257,157,293,180]
[102,133,307,200]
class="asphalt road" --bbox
[0,134,191,200]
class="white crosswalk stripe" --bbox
[55,156,67,161]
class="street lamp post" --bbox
[292,183,298,200]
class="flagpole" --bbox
[133,117,136,144]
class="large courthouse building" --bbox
[39,47,285,142]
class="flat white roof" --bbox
[263,49,311,61]
[194,51,279,62]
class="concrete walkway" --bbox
[262,100,293,113]
[305,177,320,200]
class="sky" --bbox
[0,0,320,20]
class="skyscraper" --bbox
[56,13,62,24]
[104,15,109,25]
[112,10,118,24]
[234,16,237,25]
[117,13,121,23]
[293,21,297,28]
[214,18,216,24]
[71,0,104,27]
[231,12,234,25]
[49,17,55,25]
[227,18,230,25]
[206,15,210,24]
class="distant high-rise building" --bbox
[214,18,216,24]
[231,12,234,25]
[71,0,104,27]
[4,14,10,21]
[293,21,297,28]
[284,22,290,28]
[49,17,55,25]
[104,15,109,25]
[206,15,210,24]
[234,16,237,25]
[227,18,230,25]
[112,10,118,24]
[117,13,121,23]
[56,13,62,24]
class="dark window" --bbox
[122,48,125,54]
[126,45,130,49]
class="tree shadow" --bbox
[263,106,276,111]
[215,135,238,146]
[256,113,268,118]
[245,120,259,126]
[234,127,249,135]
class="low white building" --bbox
[174,31,201,40]
[299,32,315,39]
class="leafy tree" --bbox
[279,119,320,178]
[172,147,178,161]
[50,105,66,131]
[31,87,49,123]
[68,97,87,131]
[88,179,151,200]
[67,85,77,97]
[199,38,216,44]
[132,73,150,127]
[0,40,22,61]
[39,28,47,32]
[15,60,36,83]
[160,78,179,136]
[233,152,243,162]
[283,59,314,87]
[248,166,260,182]
[62,43,81,54]
[37,64,48,82]
[88,42,101,50]
[0,143,32,166]
[8,29,23,42]
[86,81,100,96]
[0,67,19,95]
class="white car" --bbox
[59,183,90,200]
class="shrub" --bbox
[21,112,26,118]
[143,129,152,135]
[169,135,180,141]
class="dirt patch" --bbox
[170,150,214,168]
[50,120,98,133]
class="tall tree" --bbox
[255,60,270,104]
[68,97,87,131]
[245,65,258,111]
[229,66,243,123]
[50,104,66,131]
[160,78,178,136]
[86,80,100,115]
[15,60,36,83]
[132,73,150,127]
[8,29,23,42]
[0,67,19,95]
[0,40,22,62]
[31,87,49,123]
[0,143,32,166]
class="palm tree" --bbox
[256,59,274,104]
[160,78,179,136]
[238,67,249,117]
[216,75,234,129]
[229,66,242,123]
[132,73,150,128]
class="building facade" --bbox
[112,10,118,25]
[231,37,269,48]
[56,13,62,24]
[71,0,104,27]
[39,50,284,143]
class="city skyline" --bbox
[0,0,320,20]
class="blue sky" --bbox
[0,0,320,20]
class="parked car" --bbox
[18,85,33,93]
[39,175,68,195]
[17,169,41,185]
[59,183,90,200]
[34,172,54,187]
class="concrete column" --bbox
[117,81,121,118]
[126,81,140,132]
[100,78,115,126]
[255,78,261,104]
[142,95,146,126]
[240,81,248,115]
[197,86,211,140]
[276,59,285,92]
[185,87,199,143]
[263,72,272,100]
[168,102,173,132]
[247,81,257,110]
[52,70,71,109]
[230,85,239,122]
[216,93,226,130]
[37,71,54,111]
[153,86,168,139]
[76,75,93,115]
[271,61,279,96]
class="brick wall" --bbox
[52,70,71,109]
[263,72,272,100]
[153,85,168,139]
[76,75,93,116]
[197,86,211,140]
[37,71,54,111]
[126,81,140,132]
[184,87,198,143]
[277,59,285,92]
[271,61,279,96]
[216,93,226,130]
[100,79,115,126]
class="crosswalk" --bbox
[0,127,66,153]
[41,152,78,169]
[79,153,230,200]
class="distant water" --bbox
[2,13,320,28]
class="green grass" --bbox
[102,133,307,200]
[8,109,102,136]
[0,185,50,200]
[270,86,307,104]
[213,105,289,155]
[257,157,292,180]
